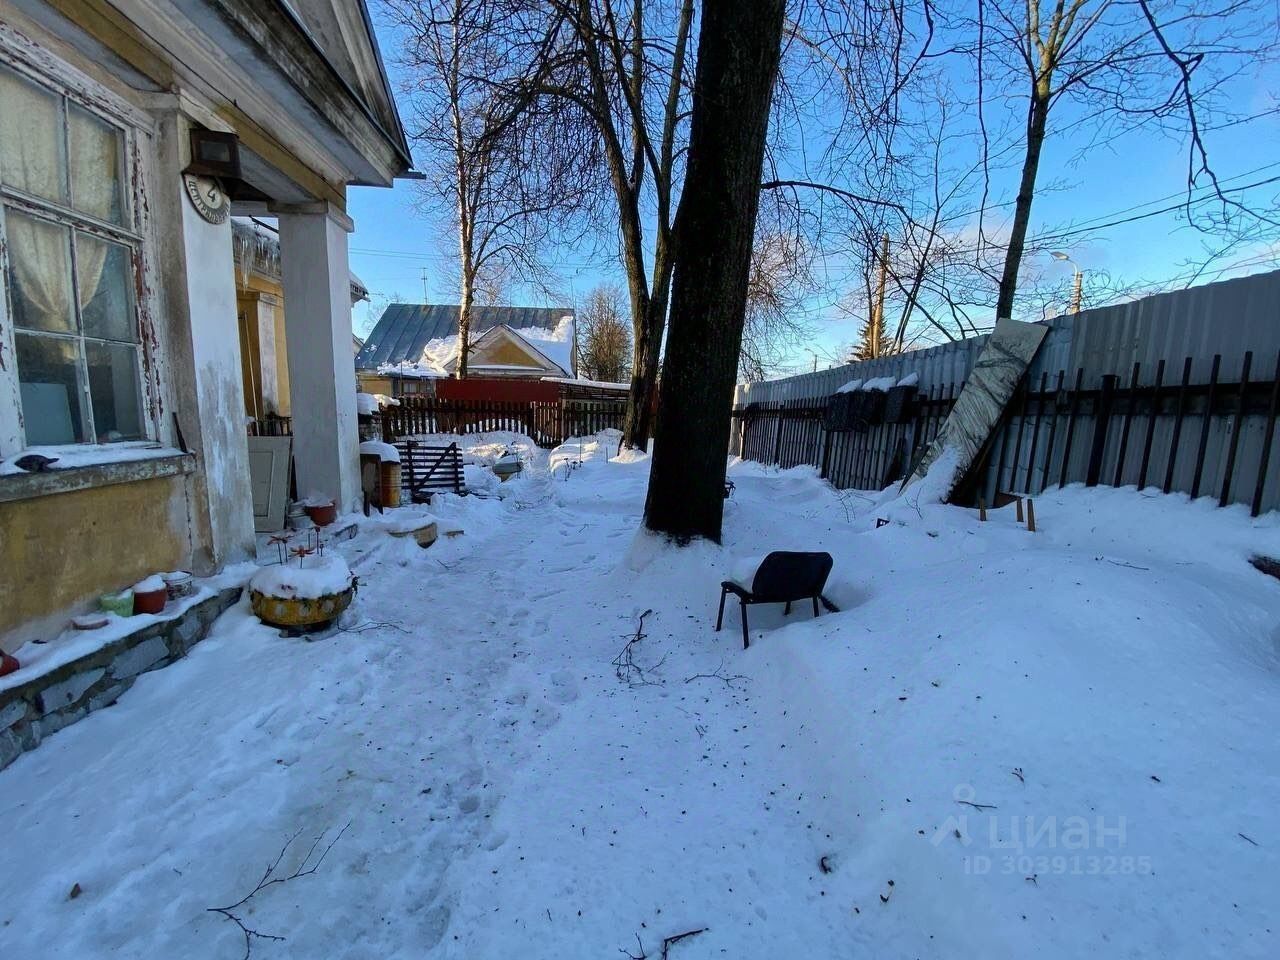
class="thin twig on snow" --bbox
[207,822,351,958]
[613,609,666,686]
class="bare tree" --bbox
[740,224,818,381]
[495,0,926,437]
[473,0,695,443]
[972,0,1277,319]
[388,0,593,377]
[542,0,696,448]
[576,283,633,382]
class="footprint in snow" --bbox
[334,682,366,705]
[484,830,509,851]
[529,703,561,731]
[547,668,580,704]
[504,687,529,706]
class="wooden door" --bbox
[248,435,291,532]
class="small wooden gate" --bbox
[395,440,464,501]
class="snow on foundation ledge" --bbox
[0,564,255,696]
[0,585,244,770]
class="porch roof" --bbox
[17,0,413,203]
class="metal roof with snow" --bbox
[355,303,575,369]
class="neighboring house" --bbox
[231,216,369,420]
[356,303,576,395]
[0,0,411,650]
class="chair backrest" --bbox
[751,551,834,602]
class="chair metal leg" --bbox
[740,601,750,649]
[784,600,792,615]
[716,586,727,632]
[812,595,819,617]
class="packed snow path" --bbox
[2,432,1278,959]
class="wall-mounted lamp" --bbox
[186,129,242,180]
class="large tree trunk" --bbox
[643,0,786,542]
[995,84,1051,320]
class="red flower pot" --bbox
[305,502,337,526]
[133,588,167,615]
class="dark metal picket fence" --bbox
[732,349,1280,516]
[382,396,625,449]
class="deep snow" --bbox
[2,432,1278,959]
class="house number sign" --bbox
[183,173,230,224]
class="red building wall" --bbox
[434,377,560,403]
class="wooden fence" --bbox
[382,396,626,448]
[732,349,1280,516]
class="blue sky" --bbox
[347,7,1280,377]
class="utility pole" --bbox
[1050,251,1083,315]
[421,266,429,303]
[873,234,889,358]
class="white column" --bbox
[277,203,360,512]
[175,177,256,566]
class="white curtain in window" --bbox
[75,231,109,318]
[69,106,123,224]
[0,68,63,203]
[0,81,117,324]
[6,214,72,331]
[68,113,119,310]
[0,77,74,329]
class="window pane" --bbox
[0,67,66,204]
[86,341,144,441]
[16,333,86,444]
[4,210,75,333]
[77,233,136,342]
[69,105,125,225]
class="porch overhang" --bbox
[13,0,412,205]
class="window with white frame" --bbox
[0,63,146,446]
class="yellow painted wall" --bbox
[236,297,264,417]
[274,305,291,416]
[477,337,542,369]
[0,476,191,648]
[358,374,393,395]
[234,274,288,416]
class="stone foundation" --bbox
[0,587,241,771]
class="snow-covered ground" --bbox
[3,431,1279,958]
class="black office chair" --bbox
[716,551,835,649]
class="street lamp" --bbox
[1050,250,1083,314]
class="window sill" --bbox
[0,446,195,504]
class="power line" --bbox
[354,161,1280,274]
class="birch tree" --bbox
[976,0,1275,319]
[389,0,592,377]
